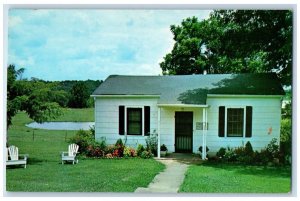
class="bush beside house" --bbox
[69,128,155,159]
[213,139,287,166]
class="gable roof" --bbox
[92,73,285,105]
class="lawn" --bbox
[50,107,95,122]
[6,109,165,192]
[179,163,291,193]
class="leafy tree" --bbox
[68,81,90,108]
[7,65,62,128]
[160,10,292,85]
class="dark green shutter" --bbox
[144,106,150,136]
[119,106,125,135]
[218,106,225,137]
[246,106,252,138]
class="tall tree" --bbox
[7,65,62,128]
[160,10,292,85]
[68,81,90,108]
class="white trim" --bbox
[94,97,97,134]
[224,107,227,138]
[157,108,161,159]
[91,95,160,98]
[124,106,127,136]
[125,106,144,136]
[207,94,283,98]
[157,104,209,108]
[202,109,206,160]
[142,107,144,136]
[243,106,246,138]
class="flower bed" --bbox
[69,128,155,159]
[212,138,287,166]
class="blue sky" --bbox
[8,9,211,81]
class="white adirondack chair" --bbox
[6,145,28,168]
[61,144,79,165]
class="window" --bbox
[127,108,142,135]
[218,106,252,138]
[227,108,244,137]
[119,106,151,136]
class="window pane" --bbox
[127,108,142,135]
[128,122,141,135]
[227,108,244,137]
[129,110,140,121]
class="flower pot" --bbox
[160,151,167,157]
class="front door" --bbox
[175,112,193,153]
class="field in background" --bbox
[50,108,95,122]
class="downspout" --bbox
[205,107,208,159]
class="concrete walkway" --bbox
[135,159,189,193]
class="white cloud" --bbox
[8,9,211,81]
[8,16,22,27]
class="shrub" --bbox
[245,141,254,156]
[89,125,95,135]
[86,140,106,157]
[199,146,209,158]
[216,147,226,158]
[105,145,116,155]
[140,150,154,159]
[114,139,124,157]
[223,148,237,162]
[115,138,124,147]
[234,146,245,156]
[280,118,292,162]
[160,144,168,151]
[69,129,94,154]
[235,141,254,164]
[199,146,209,153]
[266,138,280,159]
[216,139,284,166]
[136,144,145,156]
[253,151,263,164]
[123,146,136,158]
[146,134,157,156]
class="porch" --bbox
[156,104,209,160]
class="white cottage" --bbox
[91,73,284,159]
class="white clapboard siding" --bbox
[205,96,282,154]
[95,97,159,148]
[95,95,282,155]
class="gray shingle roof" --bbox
[92,73,284,104]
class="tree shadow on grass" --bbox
[200,162,291,178]
[27,157,45,165]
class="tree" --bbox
[7,65,62,128]
[68,81,90,108]
[160,10,292,85]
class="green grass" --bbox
[7,158,164,192]
[179,163,291,193]
[50,108,95,122]
[6,110,165,192]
